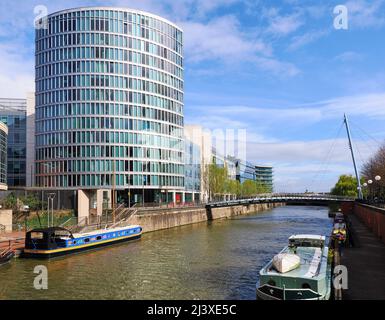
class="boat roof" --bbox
[73,225,141,238]
[27,227,72,234]
[289,234,325,241]
[261,246,328,280]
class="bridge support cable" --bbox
[349,119,382,147]
[308,120,344,192]
[344,114,363,199]
[348,119,382,164]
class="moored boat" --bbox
[332,222,347,242]
[23,225,142,258]
[256,234,332,300]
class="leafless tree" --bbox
[361,143,385,199]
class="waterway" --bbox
[0,205,332,300]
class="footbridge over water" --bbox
[207,193,355,208]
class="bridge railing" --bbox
[207,194,354,208]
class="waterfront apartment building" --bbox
[34,7,184,215]
[0,121,8,191]
[0,96,35,189]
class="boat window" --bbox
[96,236,102,240]
[302,283,311,289]
[290,239,324,248]
[84,238,90,243]
[30,232,44,239]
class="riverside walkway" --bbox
[342,214,385,300]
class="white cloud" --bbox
[188,92,385,133]
[0,43,34,98]
[288,29,328,51]
[181,16,272,63]
[247,139,372,192]
[334,51,363,62]
[345,0,385,28]
[264,9,304,36]
[181,15,300,76]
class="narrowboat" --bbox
[23,225,142,258]
[256,234,332,300]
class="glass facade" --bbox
[236,160,273,191]
[35,8,184,193]
[184,138,200,193]
[255,165,273,192]
[235,160,256,183]
[0,99,27,187]
[0,122,8,189]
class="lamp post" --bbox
[47,193,56,227]
[375,175,381,202]
[368,180,373,201]
[362,183,368,200]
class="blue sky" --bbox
[0,0,385,192]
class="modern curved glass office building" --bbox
[35,7,184,209]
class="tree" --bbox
[361,143,385,200]
[331,175,360,197]
[1,193,18,210]
[255,180,269,194]
[225,179,241,198]
[20,194,42,211]
[208,160,228,201]
[241,180,257,198]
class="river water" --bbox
[0,205,332,300]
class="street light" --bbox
[47,193,56,227]
[361,183,369,200]
[375,175,382,201]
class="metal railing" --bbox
[135,201,204,210]
[356,199,385,209]
[207,194,355,208]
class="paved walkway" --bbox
[341,214,385,300]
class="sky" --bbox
[0,0,384,192]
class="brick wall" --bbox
[354,203,385,244]
[343,202,385,244]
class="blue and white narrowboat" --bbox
[23,225,142,258]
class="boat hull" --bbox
[23,233,141,259]
[256,284,329,300]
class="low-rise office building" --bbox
[0,95,35,189]
[255,165,273,192]
[235,159,273,191]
